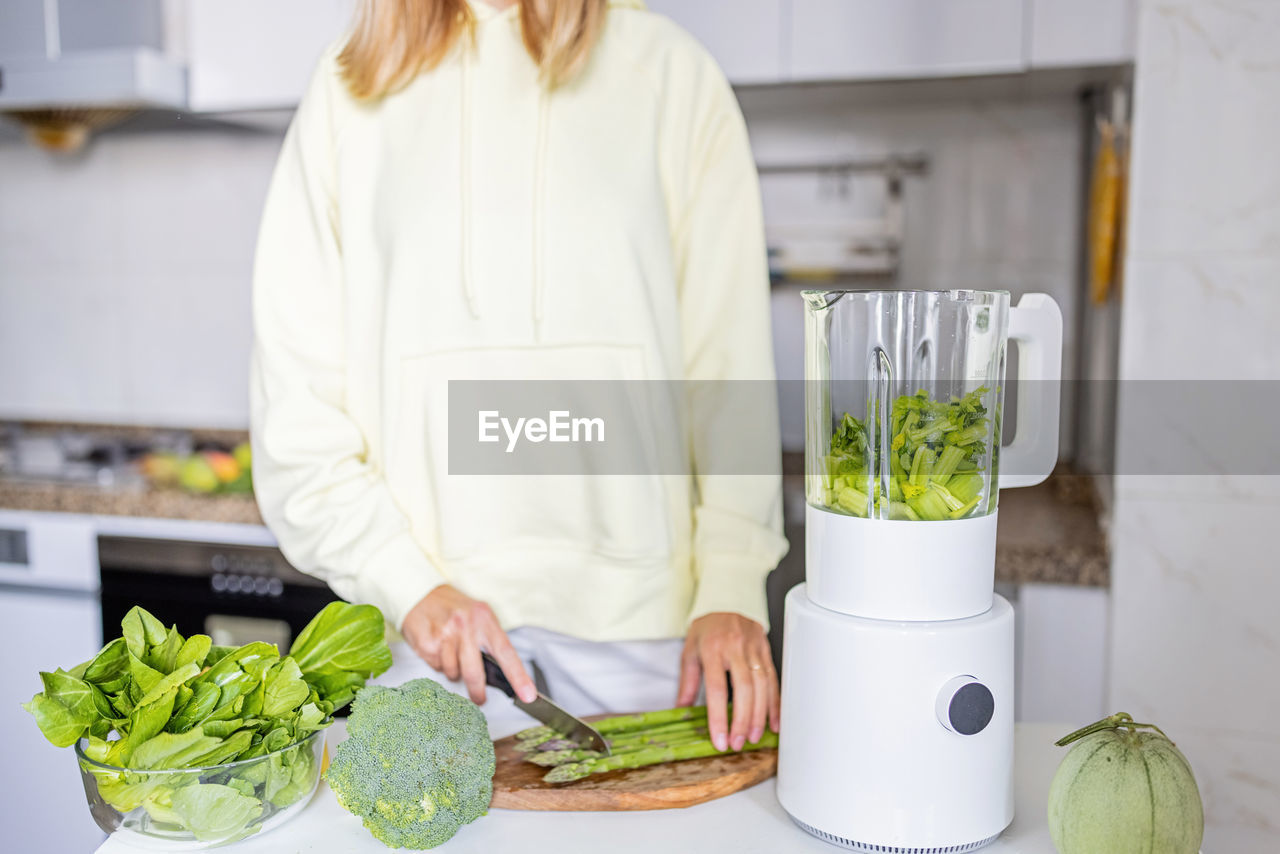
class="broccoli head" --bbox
[325,678,495,849]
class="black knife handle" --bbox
[481,651,516,699]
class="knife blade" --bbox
[480,652,611,755]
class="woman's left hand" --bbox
[676,613,780,752]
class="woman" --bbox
[251,0,788,752]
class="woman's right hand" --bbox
[400,584,537,706]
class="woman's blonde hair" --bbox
[339,0,608,99]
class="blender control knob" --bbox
[936,676,995,735]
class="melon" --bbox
[1048,713,1203,854]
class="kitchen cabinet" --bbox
[1028,0,1135,68]
[0,1,50,60]
[177,0,1132,112]
[788,0,1027,81]
[3,594,104,853]
[0,512,103,853]
[1015,584,1109,723]
[645,0,785,85]
[184,0,356,112]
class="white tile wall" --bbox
[0,117,284,427]
[1122,1,1280,260]
[0,88,1082,434]
[1111,1,1280,847]
[1111,498,1279,733]
[742,87,1082,310]
[1119,256,1280,381]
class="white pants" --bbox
[372,627,685,738]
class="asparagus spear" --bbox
[525,748,606,766]
[514,738,577,756]
[591,706,709,735]
[607,725,709,751]
[534,738,580,752]
[525,729,711,767]
[513,725,558,743]
[517,724,700,756]
[543,731,780,783]
[607,720,706,744]
[515,706,717,756]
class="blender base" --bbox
[776,585,1015,852]
[789,815,1001,853]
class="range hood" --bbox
[0,0,186,149]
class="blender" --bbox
[777,289,1062,852]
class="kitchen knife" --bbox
[480,652,611,755]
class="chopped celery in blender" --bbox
[820,387,992,521]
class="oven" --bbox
[97,535,338,653]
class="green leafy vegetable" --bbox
[25,602,392,844]
[262,659,311,718]
[23,671,102,747]
[175,634,212,670]
[122,607,168,660]
[131,728,223,771]
[169,783,263,842]
[289,602,394,709]
[83,639,131,694]
[819,387,996,521]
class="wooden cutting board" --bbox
[490,720,778,811]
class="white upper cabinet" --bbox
[184,0,356,112]
[645,0,786,85]
[0,1,53,60]
[788,0,1027,81]
[177,0,1135,113]
[1027,0,1136,67]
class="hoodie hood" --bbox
[466,0,645,16]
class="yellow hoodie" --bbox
[250,0,788,640]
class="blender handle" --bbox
[1000,294,1063,489]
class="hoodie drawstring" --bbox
[459,3,554,333]
[459,42,480,319]
[531,87,550,339]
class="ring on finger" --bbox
[749,662,764,671]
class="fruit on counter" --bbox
[203,450,240,483]
[1048,712,1204,854]
[24,601,392,842]
[141,446,254,495]
[515,705,777,784]
[820,387,993,521]
[202,450,254,494]
[326,678,495,849]
[139,451,181,487]
[232,441,253,471]
[177,454,221,494]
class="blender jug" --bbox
[803,289,1062,621]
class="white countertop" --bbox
[98,723,1066,854]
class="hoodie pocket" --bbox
[387,345,675,567]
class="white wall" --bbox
[0,116,285,428]
[0,88,1081,431]
[1110,2,1280,851]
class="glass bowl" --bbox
[74,730,325,850]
